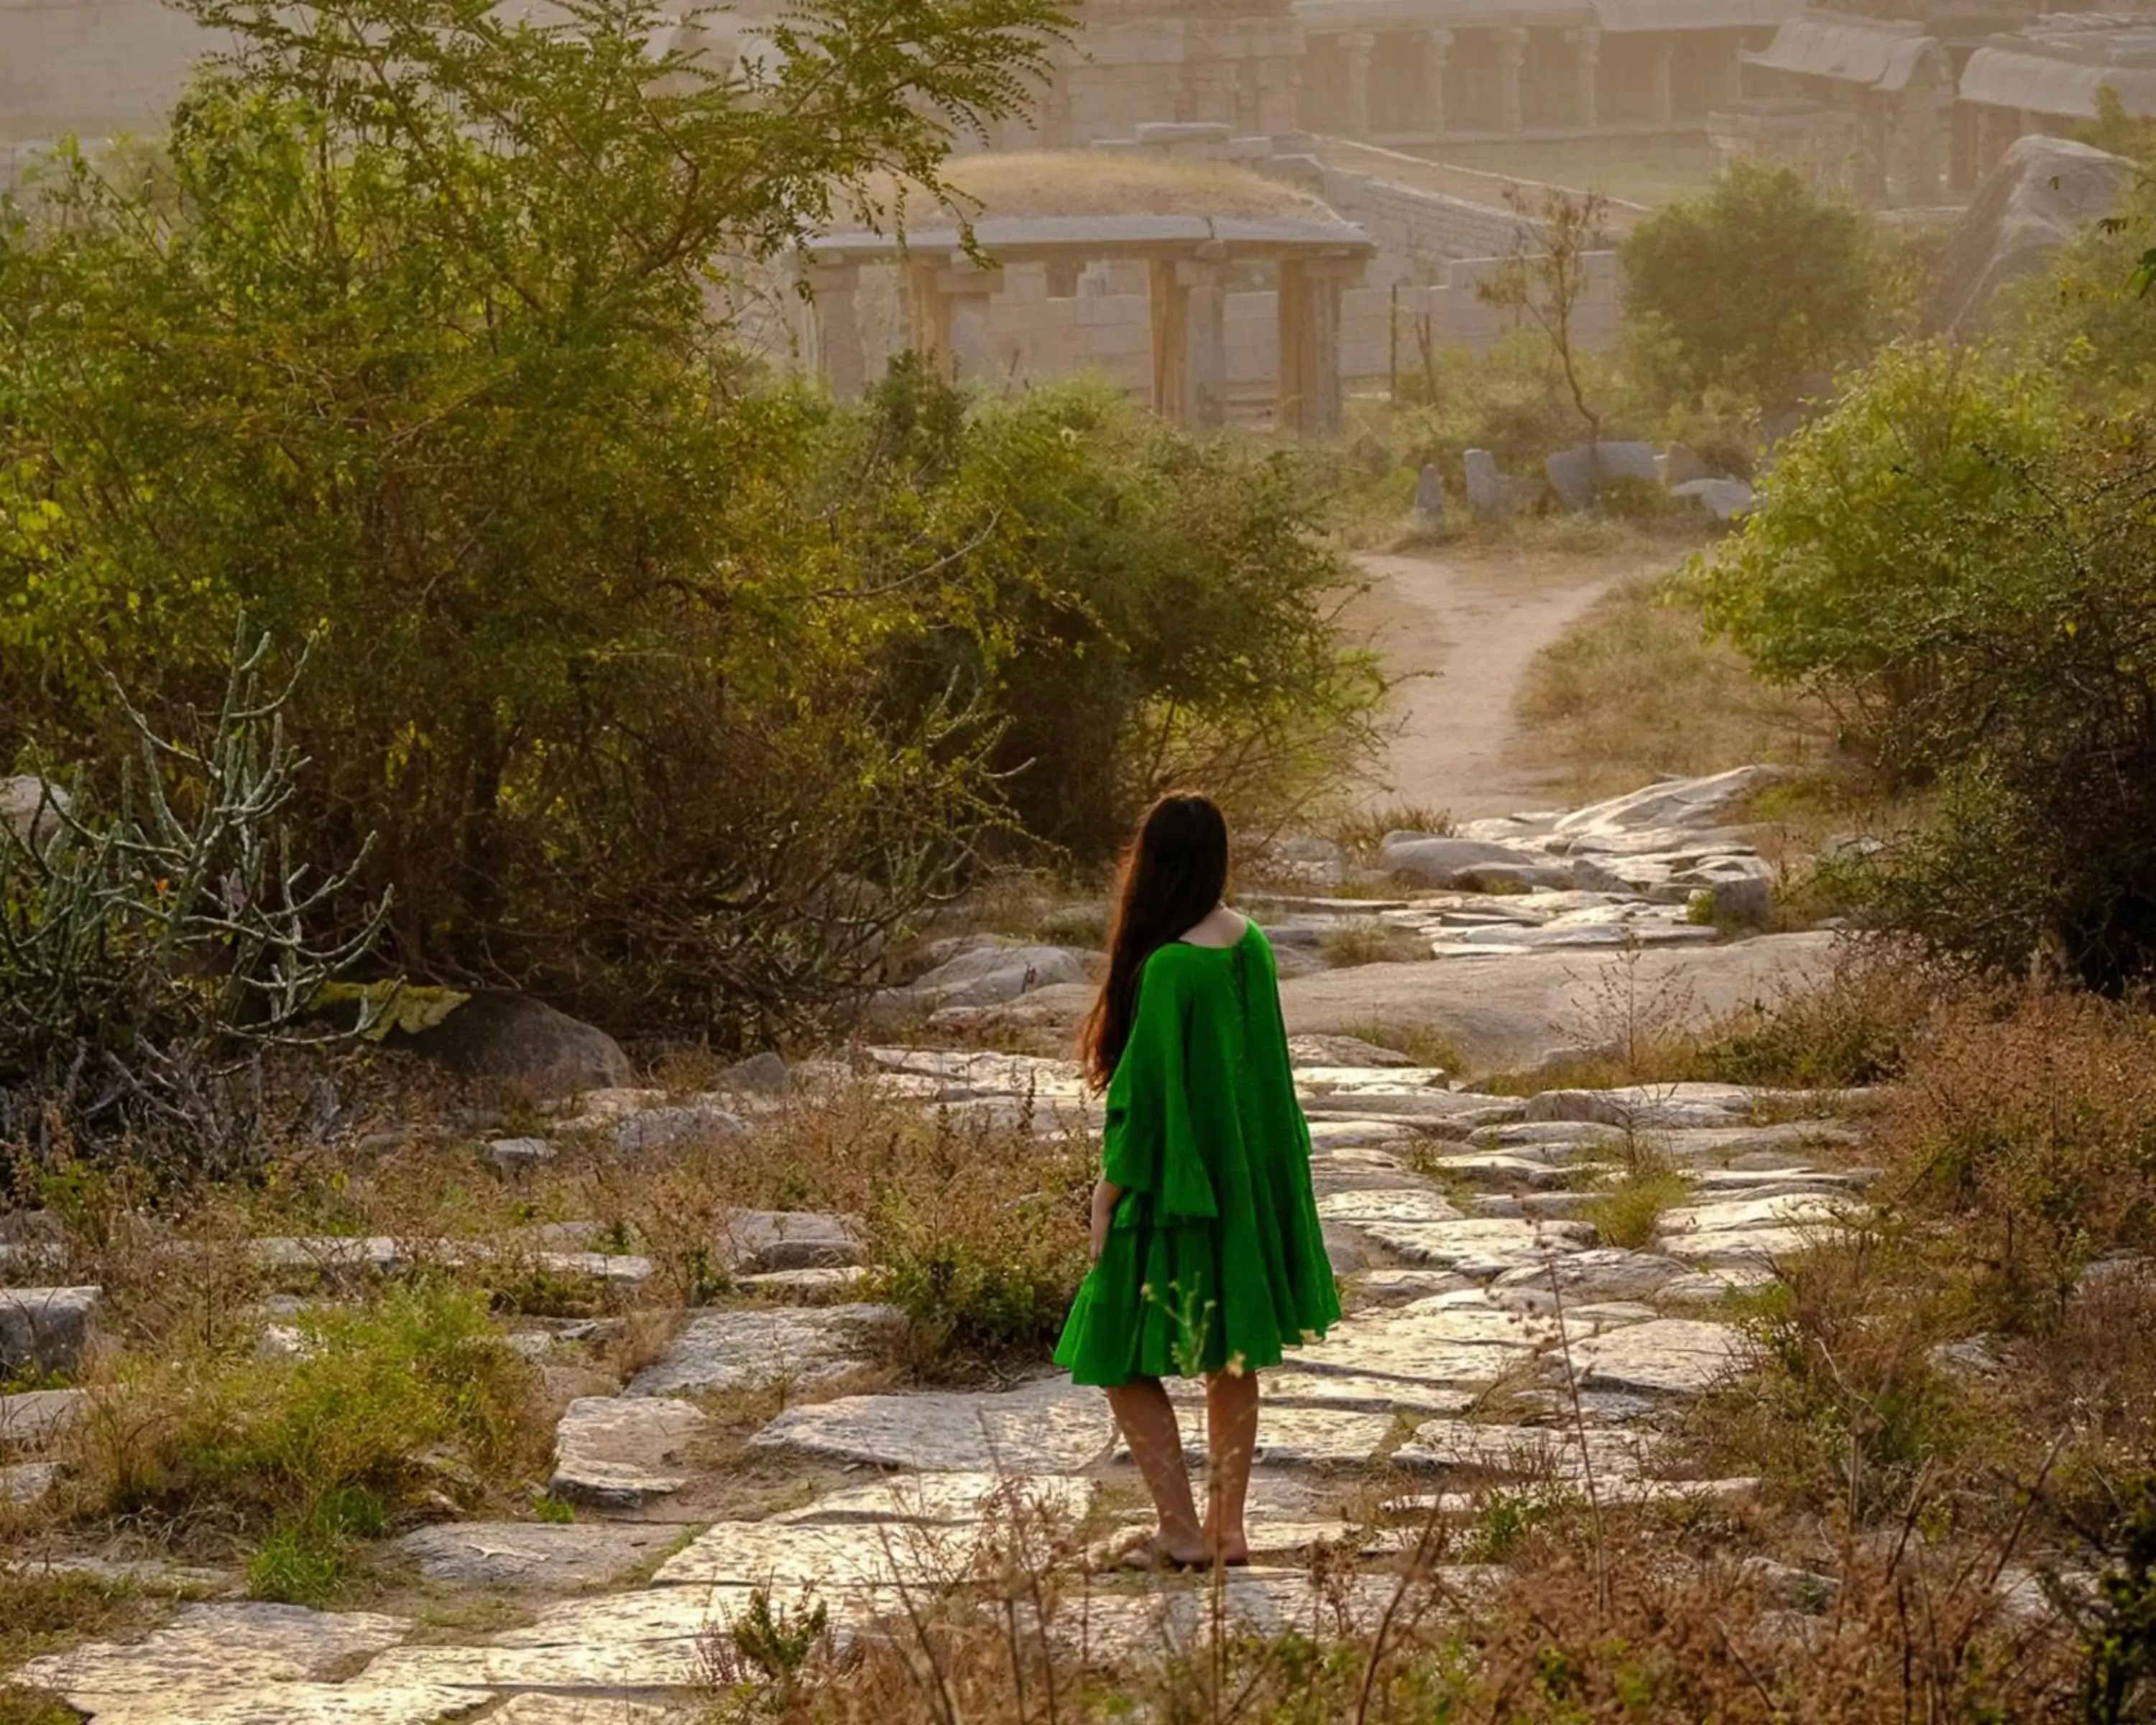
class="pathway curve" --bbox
[1344,543,1661,823]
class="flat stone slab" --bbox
[1256,1370,1478,1417]
[1354,1216,1593,1276]
[549,1397,706,1507]
[750,1378,1113,1473]
[1524,1085,1760,1131]
[492,1698,694,1725]
[0,1386,87,1453]
[654,1519,976,1588]
[626,1304,896,1397]
[1491,1248,1692,1305]
[1659,1194,1845,1270]
[1393,1418,1651,1480]
[360,1589,742,1693]
[394,1522,681,1588]
[15,1603,416,1721]
[1557,1319,1748,1396]
[775,1472,1093,1527]
[0,1284,99,1372]
[1314,1189,1463,1227]
[1294,1303,1542,1389]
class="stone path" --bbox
[3,768,1880,1721]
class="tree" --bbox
[1622,162,1881,410]
[1479,184,1611,453]
[0,0,1067,1041]
[1697,342,2156,992]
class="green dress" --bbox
[1055,918,1340,1387]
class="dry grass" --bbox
[1516,571,1829,803]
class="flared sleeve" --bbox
[1100,953,1219,1221]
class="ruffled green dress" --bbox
[1055,919,1340,1387]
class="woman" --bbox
[1055,792,1339,1569]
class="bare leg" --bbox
[1204,1368,1260,1565]
[1105,1379,1207,1563]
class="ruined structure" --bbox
[1715,12,1953,202]
[1958,14,2156,176]
[1291,0,1800,144]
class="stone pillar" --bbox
[1900,71,1944,206]
[906,262,953,376]
[1571,26,1600,130]
[1148,257,1189,426]
[803,261,866,400]
[1857,96,1889,203]
[1276,256,1355,438]
[1181,257,1230,428]
[1343,32,1376,136]
[1974,104,2018,178]
[1650,38,1677,126]
[1495,27,1528,133]
[1423,27,1452,138]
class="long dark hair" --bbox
[1081,792,1229,1090]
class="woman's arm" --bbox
[1088,1177,1123,1261]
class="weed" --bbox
[246,1484,388,1604]
[1332,1021,1468,1075]
[1581,1164,1690,1251]
[83,1284,543,1547]
[1332,804,1452,865]
[533,1494,577,1524]
[1317,921,1424,970]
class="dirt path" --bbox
[1344,541,1664,823]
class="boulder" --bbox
[394,991,632,1097]
[1546,441,1659,512]
[0,1285,100,1374]
[1932,135,2136,336]
[873,941,1091,1021]
[1,775,69,852]
[717,1051,790,1096]
[1553,765,1790,839]
[1378,833,1570,891]
[718,1209,865,1274]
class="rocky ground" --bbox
[0,766,2065,1722]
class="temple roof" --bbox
[1741,12,1948,89]
[810,153,1372,262]
[1960,14,2156,115]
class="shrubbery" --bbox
[0,0,1377,1050]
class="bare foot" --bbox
[1210,1530,1250,1568]
[1088,1530,1210,1572]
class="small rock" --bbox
[1462,448,1505,516]
[487,1137,556,1174]
[717,1051,791,1096]
[2,1460,57,1504]
[0,1285,100,1374]
[1413,461,1445,527]
[719,1210,865,1274]
[1555,1317,1747,1396]
[0,1386,87,1453]
[1672,477,1755,522]
[1289,1034,1415,1069]
[548,1396,707,1507]
[611,1100,745,1152]
[1927,1335,2006,1382]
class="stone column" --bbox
[1423,27,1452,138]
[1181,256,1230,428]
[906,262,953,376]
[1493,28,1529,133]
[1342,32,1376,136]
[1900,70,1945,206]
[1148,257,1189,426]
[1650,38,1677,125]
[803,261,866,400]
[1276,256,1356,437]
[1571,26,1600,130]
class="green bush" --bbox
[90,1286,542,1550]
[1622,162,1886,411]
